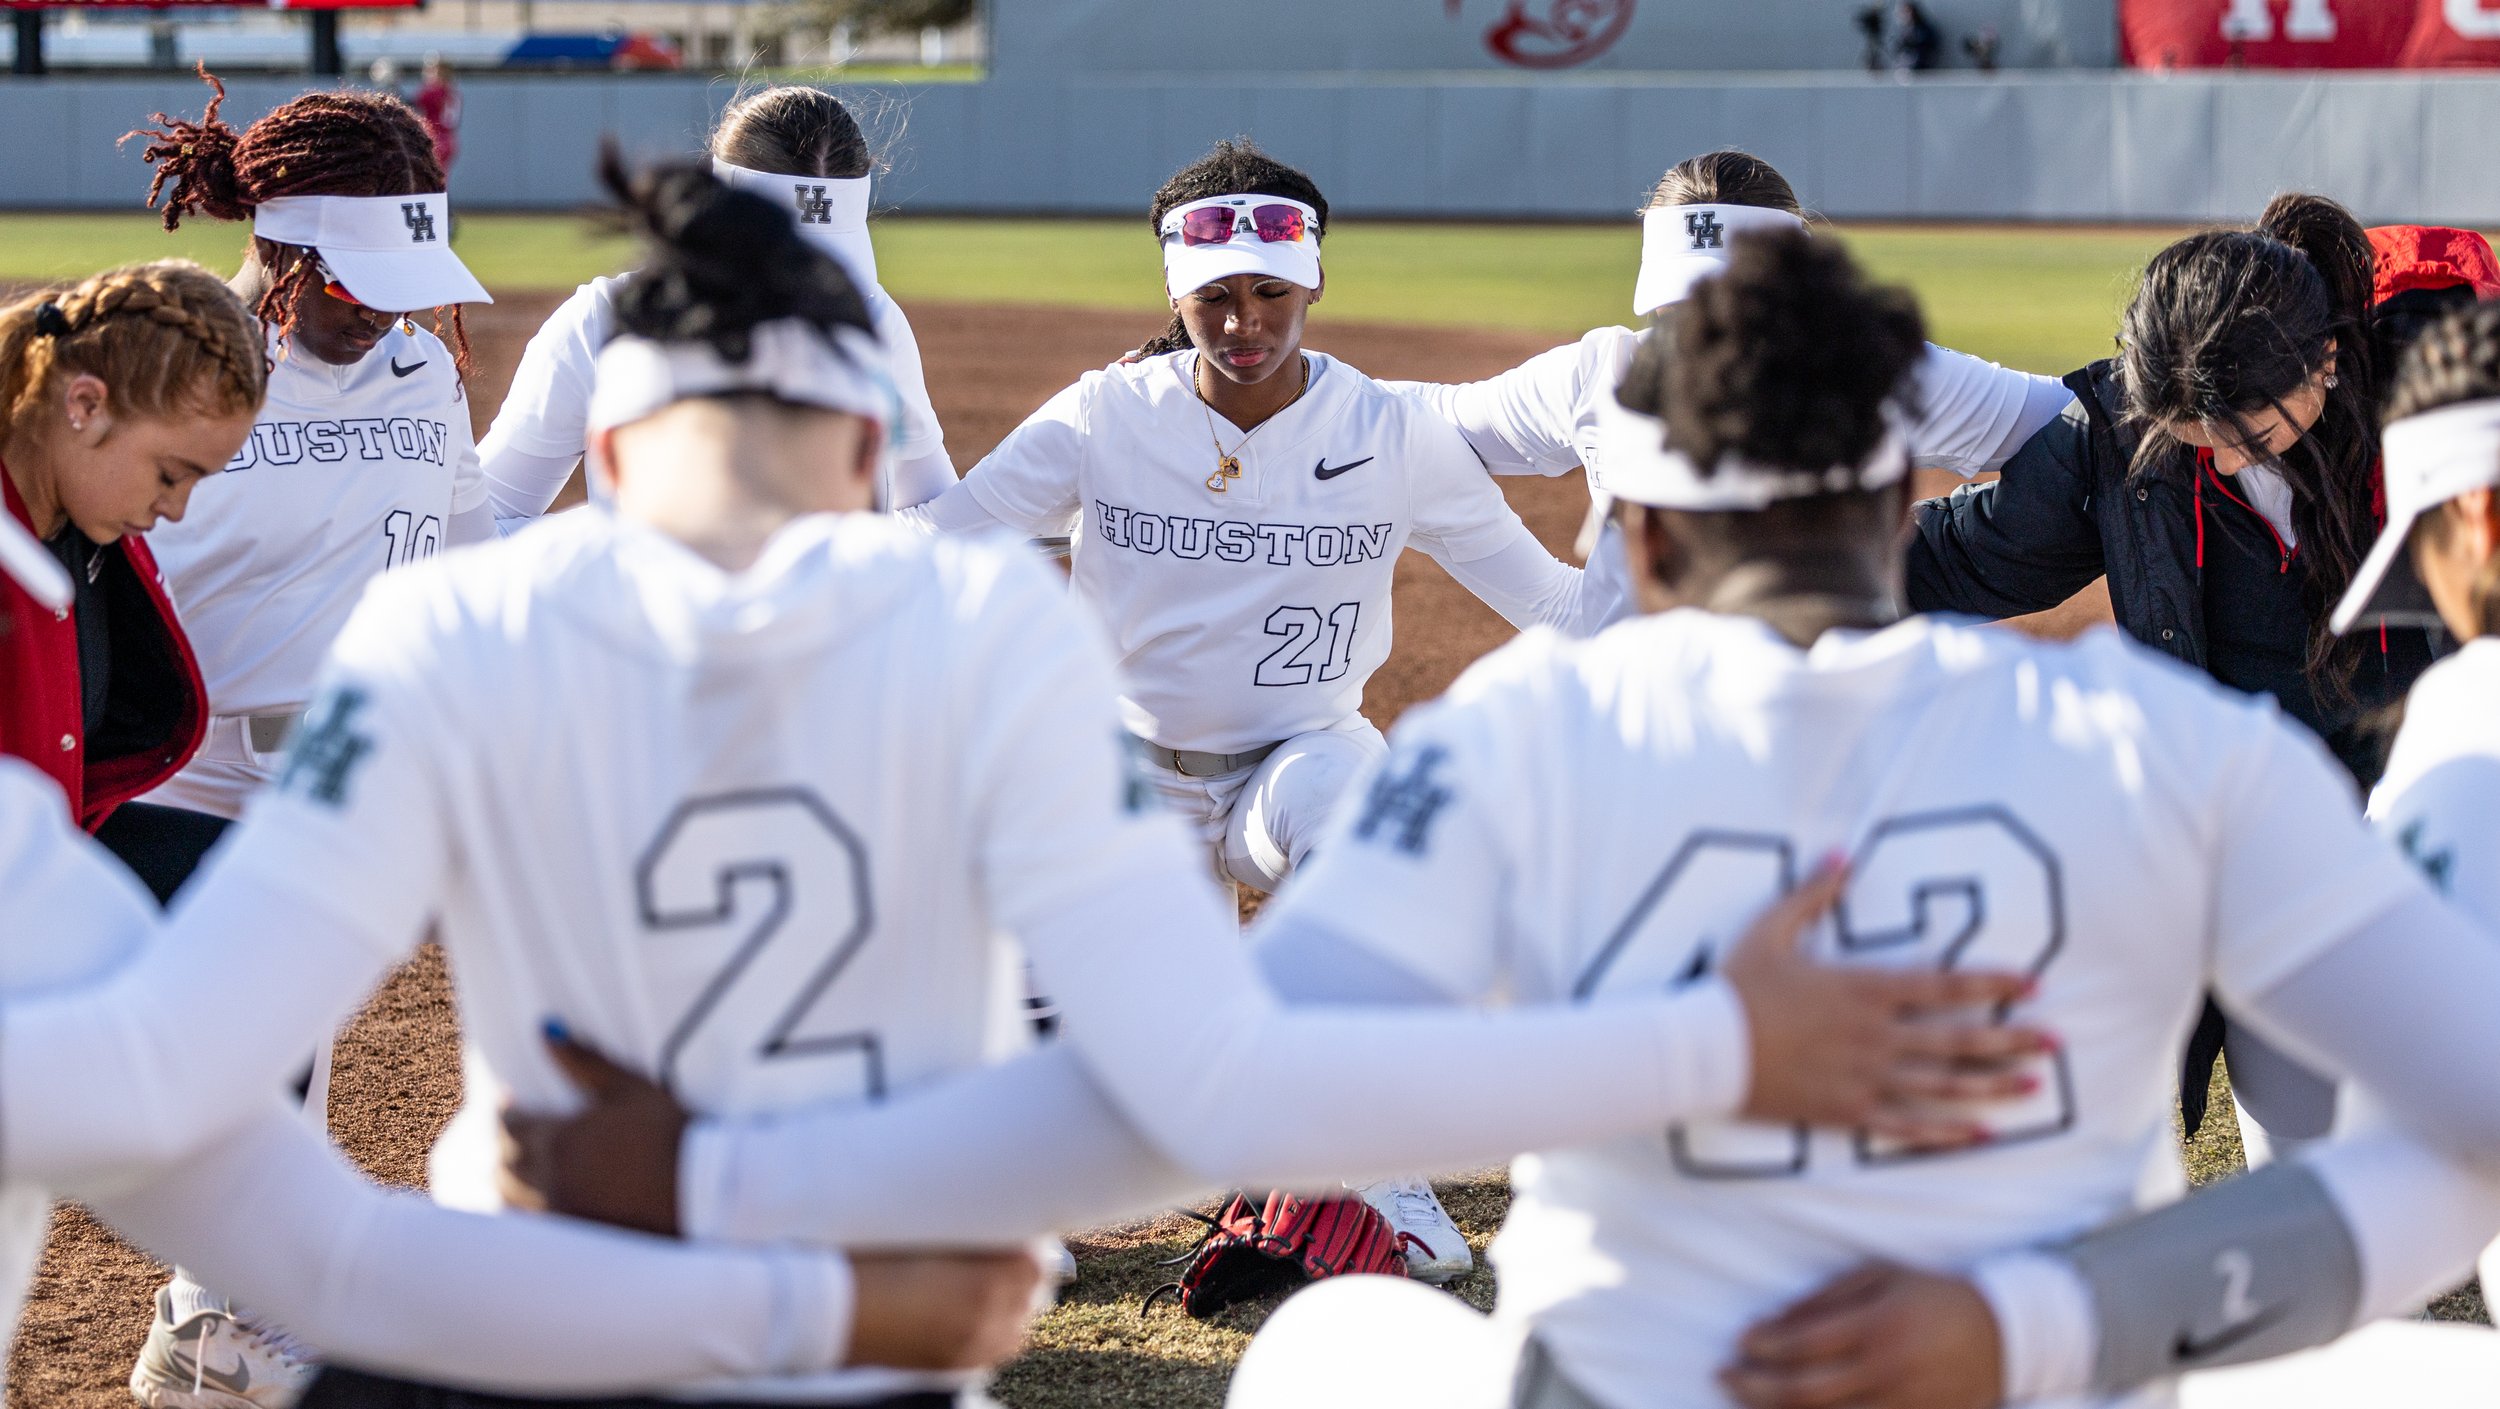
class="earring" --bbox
[2325,374,2340,389]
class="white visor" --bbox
[587,317,896,437]
[1591,389,1908,512]
[2331,397,2500,634]
[0,510,70,612]
[1634,204,1808,316]
[1160,195,1323,300]
[711,161,880,293]
[253,193,491,312]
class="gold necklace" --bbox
[1196,354,1311,493]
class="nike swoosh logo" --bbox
[390,359,427,378]
[2172,1306,2285,1364]
[1314,457,1374,481]
[165,1346,253,1395]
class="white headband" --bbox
[2332,397,2500,633]
[1590,390,1908,512]
[252,193,491,311]
[1159,194,1323,300]
[587,318,896,437]
[1634,204,1808,316]
[711,161,879,292]
[0,510,69,611]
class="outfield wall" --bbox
[0,71,2493,225]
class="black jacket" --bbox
[1905,359,2436,784]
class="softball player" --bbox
[1391,148,2074,632]
[1219,230,2500,1409]
[0,163,2050,1409]
[113,73,495,1404]
[480,86,951,525]
[899,140,1608,1273]
[1685,297,2500,1409]
[119,74,494,857]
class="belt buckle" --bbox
[246,714,299,755]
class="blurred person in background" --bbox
[415,55,459,172]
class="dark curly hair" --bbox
[2387,301,2500,639]
[598,147,873,364]
[710,86,873,180]
[127,66,472,375]
[1616,226,1924,477]
[2119,193,2382,697]
[1134,139,1329,360]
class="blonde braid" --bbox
[0,260,265,437]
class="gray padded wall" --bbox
[991,0,2121,73]
[2,72,2495,225]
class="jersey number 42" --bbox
[1573,807,2074,1180]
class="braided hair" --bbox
[0,260,265,437]
[598,147,873,361]
[2386,302,2500,639]
[127,67,472,374]
[1136,139,1329,360]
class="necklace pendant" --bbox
[1206,455,1242,493]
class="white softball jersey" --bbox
[0,760,859,1394]
[146,510,1181,1401]
[143,325,487,816]
[0,761,152,1366]
[1262,610,2425,1409]
[1392,327,2074,630]
[2371,637,2500,925]
[932,349,1579,756]
[479,274,948,521]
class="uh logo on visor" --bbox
[402,202,438,244]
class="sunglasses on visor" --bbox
[1165,202,1311,249]
[314,257,366,308]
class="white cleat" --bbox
[129,1289,318,1409]
[1352,1176,1474,1284]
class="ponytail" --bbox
[599,146,873,359]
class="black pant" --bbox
[95,800,232,908]
[299,1371,959,1409]
[97,800,317,1103]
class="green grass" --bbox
[0,211,2197,373]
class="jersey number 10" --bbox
[1573,807,2074,1179]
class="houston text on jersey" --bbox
[1092,500,1395,566]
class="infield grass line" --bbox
[0,213,2228,373]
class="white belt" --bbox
[1138,738,1281,780]
[196,711,303,767]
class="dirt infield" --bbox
[7,296,2109,1407]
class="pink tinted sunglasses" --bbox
[1166,202,1312,248]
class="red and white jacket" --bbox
[1,470,205,831]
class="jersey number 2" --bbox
[634,788,883,1102]
[1573,808,2072,1180]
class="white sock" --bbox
[162,1272,228,1325]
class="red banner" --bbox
[0,0,421,8]
[2123,0,2500,68]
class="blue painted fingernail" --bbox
[542,1017,570,1043]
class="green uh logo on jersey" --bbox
[281,685,377,808]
